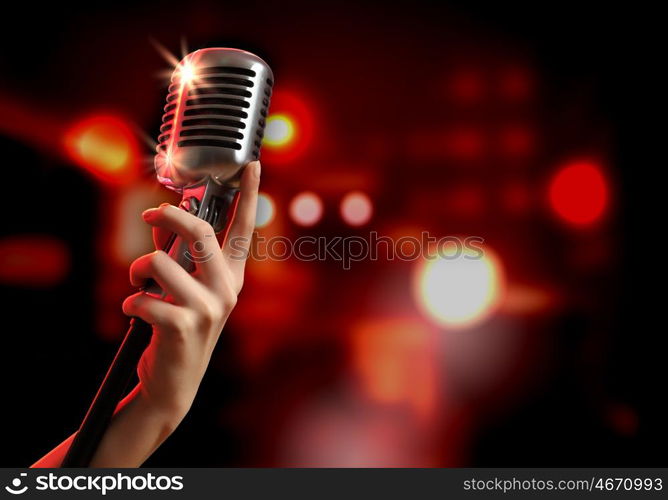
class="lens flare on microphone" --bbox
[178,61,196,85]
[290,192,323,227]
[413,244,504,328]
[264,114,295,148]
[151,37,192,83]
[340,191,373,226]
[256,193,276,228]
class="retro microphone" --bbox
[62,48,274,467]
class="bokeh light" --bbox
[64,115,139,185]
[289,192,323,227]
[256,192,276,228]
[260,89,314,165]
[264,114,296,148]
[548,160,609,226]
[498,124,534,157]
[351,318,437,419]
[340,191,373,226]
[0,235,70,287]
[498,66,533,100]
[446,126,484,160]
[449,69,484,103]
[413,244,504,328]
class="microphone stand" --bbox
[61,177,238,467]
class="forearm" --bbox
[31,383,183,468]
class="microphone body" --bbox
[62,48,273,467]
[155,48,273,189]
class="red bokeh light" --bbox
[351,318,438,420]
[449,69,485,103]
[498,124,534,157]
[445,127,484,160]
[498,66,533,100]
[447,184,486,217]
[548,160,609,226]
[0,235,70,287]
[64,115,140,185]
[606,403,639,437]
[501,181,531,214]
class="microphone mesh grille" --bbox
[158,66,274,157]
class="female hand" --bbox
[122,160,261,426]
[32,161,261,468]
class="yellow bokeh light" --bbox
[78,127,129,172]
[413,245,504,328]
[264,114,296,148]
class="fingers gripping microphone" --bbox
[62,48,273,467]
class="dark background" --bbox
[0,0,663,466]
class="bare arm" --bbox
[31,384,174,467]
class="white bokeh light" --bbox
[255,192,276,228]
[413,245,504,328]
[340,191,373,226]
[290,192,323,227]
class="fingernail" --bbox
[253,161,261,179]
[142,208,158,220]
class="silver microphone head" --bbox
[154,47,274,189]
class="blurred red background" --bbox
[0,0,662,466]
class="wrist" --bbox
[127,385,190,438]
[83,385,187,467]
